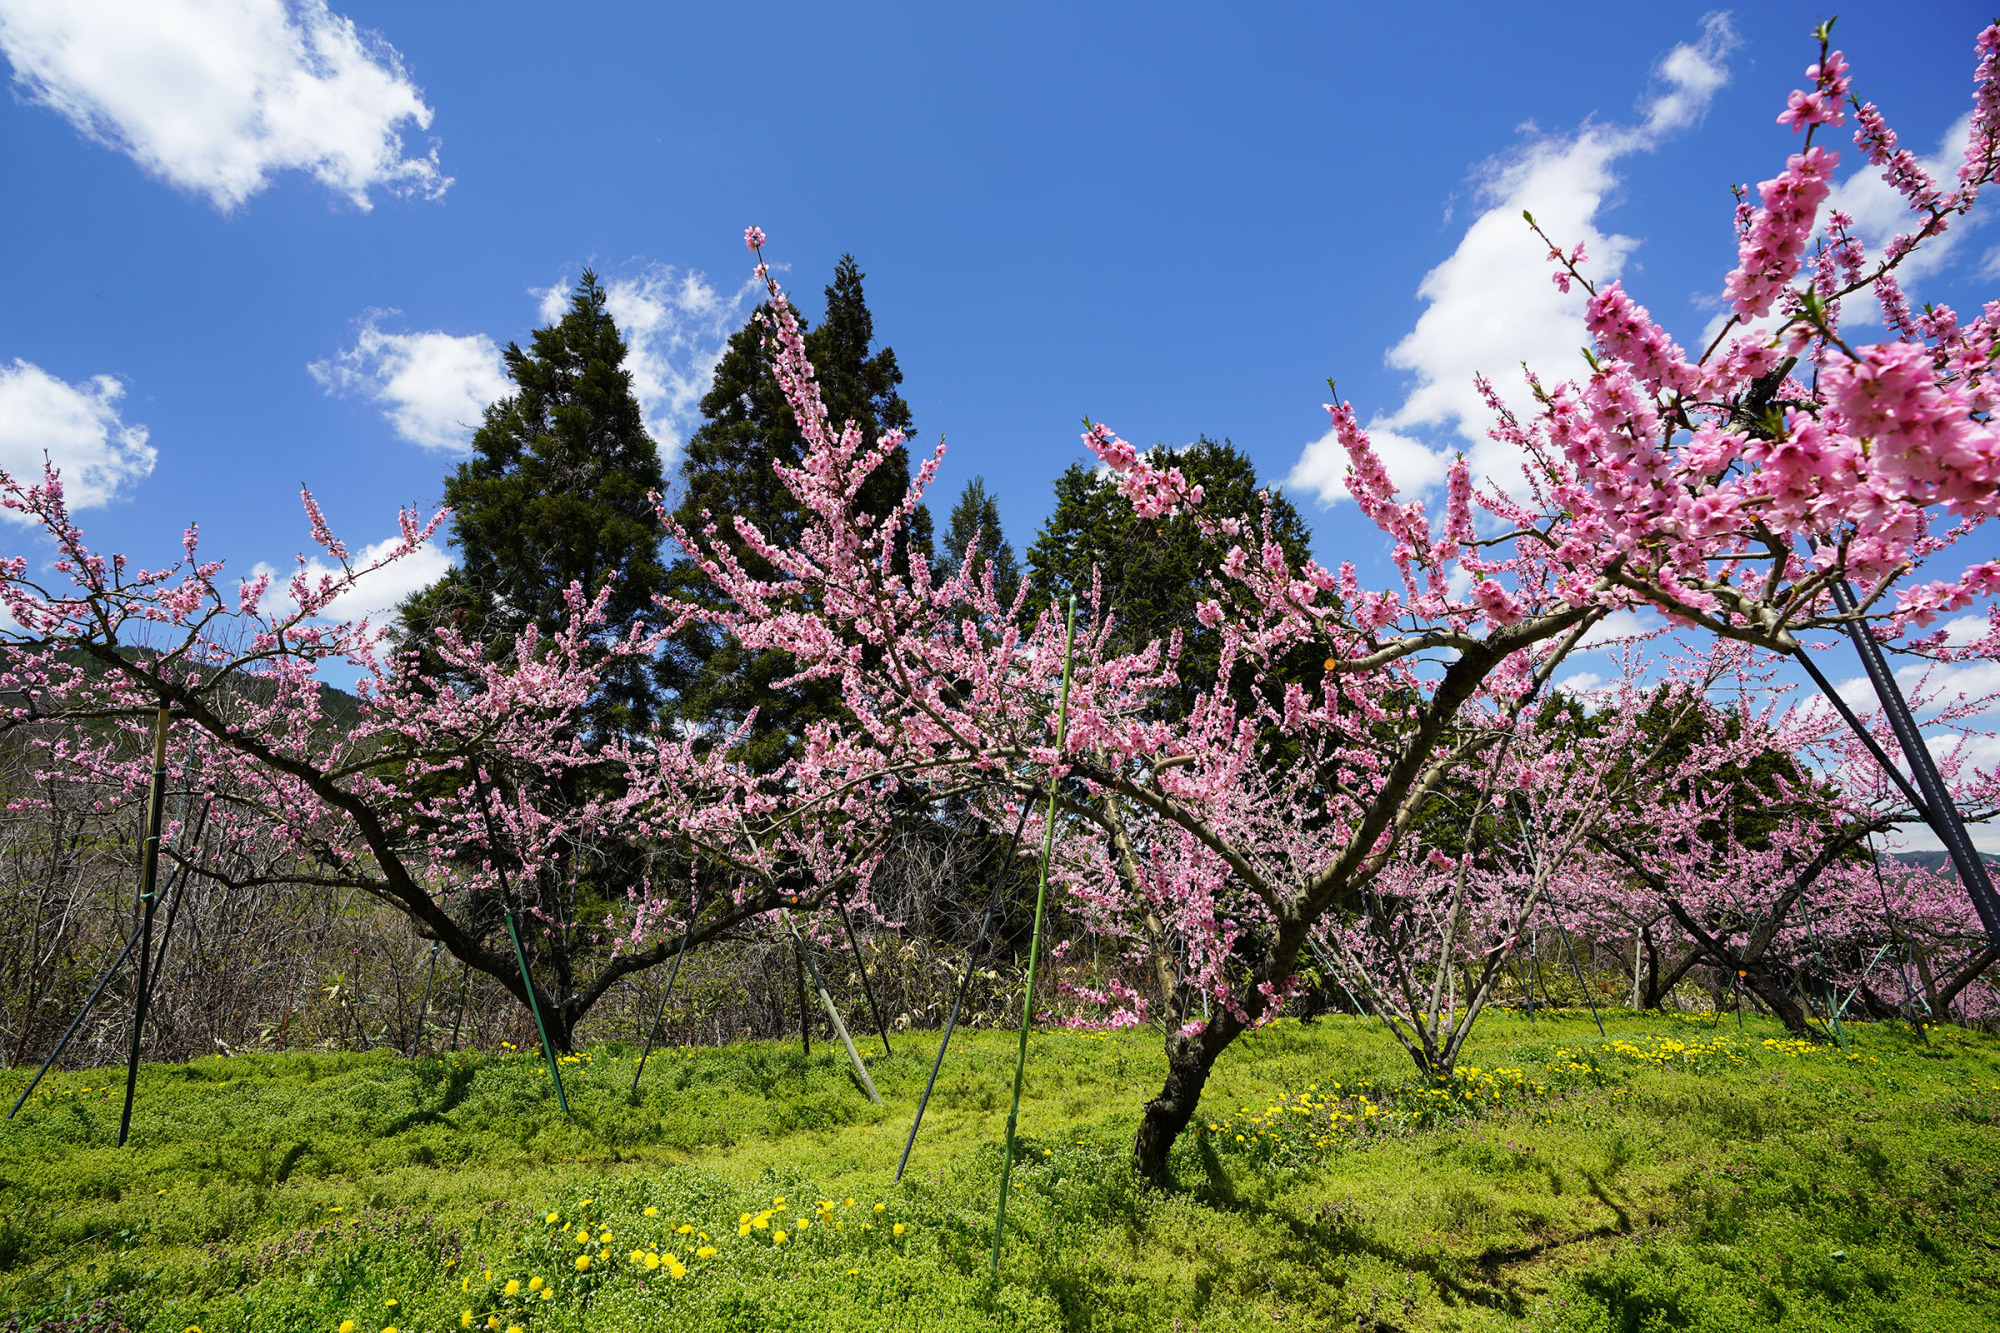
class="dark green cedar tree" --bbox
[396,270,667,740]
[938,475,1021,607]
[1025,437,1315,717]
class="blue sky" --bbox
[2,1,1997,845]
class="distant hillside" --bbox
[1887,849,2000,884]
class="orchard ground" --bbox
[3,1012,1998,1332]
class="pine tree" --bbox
[396,270,666,739]
[939,476,1020,607]
[660,254,914,767]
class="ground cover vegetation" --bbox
[2,18,2000,1329]
[3,1013,1998,1331]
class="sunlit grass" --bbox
[2,1010,1997,1330]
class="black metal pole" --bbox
[895,800,1033,1185]
[117,706,172,1148]
[632,885,700,1094]
[1549,913,1605,1037]
[408,942,441,1059]
[830,878,892,1057]
[9,926,141,1119]
[1822,579,2000,944]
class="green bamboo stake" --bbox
[990,595,1077,1279]
[472,764,569,1114]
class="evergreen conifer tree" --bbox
[1026,437,1314,714]
[939,475,1020,607]
[396,270,666,739]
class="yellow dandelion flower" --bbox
[486,1319,499,1331]
[502,1277,519,1296]
[773,1230,789,1245]
[894,1223,907,1236]
[843,1197,854,1207]
[668,1257,687,1279]
[383,1300,398,1309]
[873,1203,885,1213]
[539,1290,551,1303]
[340,1324,357,1333]
[676,1223,694,1234]
[773,1196,786,1206]
[527,1276,543,1294]
[644,1206,659,1217]
[460,1314,472,1330]
[546,1211,559,1223]
[738,1223,751,1236]
[697,1246,717,1258]
[575,1228,589,1243]
[645,1252,661,1270]
[575,1255,591,1271]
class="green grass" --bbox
[2,1010,1997,1331]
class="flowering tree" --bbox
[660,21,2000,1181]
[0,467,895,1052]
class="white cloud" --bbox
[250,532,450,626]
[1552,671,1605,697]
[1578,607,1653,649]
[309,313,508,452]
[0,359,155,516]
[1289,15,1737,505]
[1823,114,1973,305]
[0,0,447,211]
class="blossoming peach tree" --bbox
[0,467,900,1054]
[657,21,2000,1179]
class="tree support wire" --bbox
[993,595,1077,1279]
[631,883,701,1094]
[793,935,811,1057]
[1810,579,2000,947]
[895,800,1035,1184]
[471,765,568,1114]
[117,706,172,1148]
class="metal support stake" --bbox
[896,800,1033,1184]
[9,926,140,1119]
[831,878,892,1057]
[448,963,472,1051]
[408,942,441,1059]
[783,911,881,1105]
[1819,580,2000,945]
[632,885,700,1093]
[117,706,172,1148]
[793,935,811,1057]
[992,595,1077,1278]
[471,765,568,1114]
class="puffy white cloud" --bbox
[309,313,508,452]
[1289,15,1737,506]
[594,266,756,465]
[250,532,451,626]
[0,0,447,211]
[0,358,155,516]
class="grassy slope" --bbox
[1,1010,1997,1332]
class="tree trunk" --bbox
[1132,1021,1236,1183]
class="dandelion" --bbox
[383,1301,398,1309]
[528,1276,543,1294]
[676,1223,694,1234]
[894,1223,907,1236]
[644,1206,659,1217]
[546,1211,559,1223]
[504,1280,520,1297]
[340,1324,356,1333]
[575,1228,589,1244]
[697,1246,717,1258]
[575,1255,591,1271]
[873,1203,885,1213]
[645,1252,661,1270]
[460,1315,472,1330]
[773,1230,789,1245]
